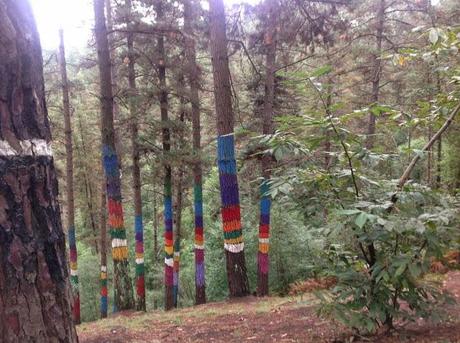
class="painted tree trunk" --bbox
[366,0,385,150]
[152,185,159,310]
[58,29,81,324]
[173,167,183,308]
[183,0,206,305]
[0,0,78,341]
[125,0,146,312]
[100,180,108,318]
[156,3,174,310]
[209,0,250,297]
[93,0,135,311]
[173,103,186,308]
[257,0,278,297]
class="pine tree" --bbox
[0,0,78,340]
[58,28,81,324]
[183,0,206,305]
[155,1,175,311]
[209,0,250,297]
[93,0,135,311]
[257,0,279,297]
[125,0,146,312]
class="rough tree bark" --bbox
[125,0,146,312]
[58,28,81,324]
[156,2,175,311]
[0,0,78,341]
[209,0,250,297]
[257,0,279,297]
[366,0,385,149]
[183,0,206,305]
[93,0,134,311]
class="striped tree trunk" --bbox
[93,0,135,311]
[156,2,175,310]
[58,29,81,322]
[209,0,250,297]
[100,179,108,318]
[0,0,78,340]
[183,0,206,305]
[125,0,146,312]
[257,0,278,297]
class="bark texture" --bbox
[58,29,81,324]
[93,0,134,311]
[209,0,250,297]
[0,0,78,341]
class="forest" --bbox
[0,0,459,341]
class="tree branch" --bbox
[396,102,460,191]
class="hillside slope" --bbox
[78,271,460,343]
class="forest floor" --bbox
[78,270,460,343]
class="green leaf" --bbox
[395,262,407,277]
[337,209,362,216]
[355,212,369,229]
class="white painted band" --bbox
[70,269,78,276]
[164,257,174,267]
[219,132,235,138]
[0,139,53,156]
[259,238,269,244]
[194,244,204,250]
[174,252,180,257]
[135,258,144,264]
[101,265,107,272]
[224,242,244,253]
[112,239,127,248]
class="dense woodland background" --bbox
[41,0,459,330]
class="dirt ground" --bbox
[78,271,460,343]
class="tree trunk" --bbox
[257,0,278,297]
[173,101,186,308]
[58,29,81,324]
[0,0,78,341]
[99,179,108,318]
[156,2,175,311]
[183,0,206,305]
[105,0,123,169]
[173,166,183,308]
[366,0,385,149]
[76,116,100,253]
[125,0,146,312]
[209,0,250,297]
[93,0,134,311]
[152,185,159,310]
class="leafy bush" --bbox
[316,186,458,334]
